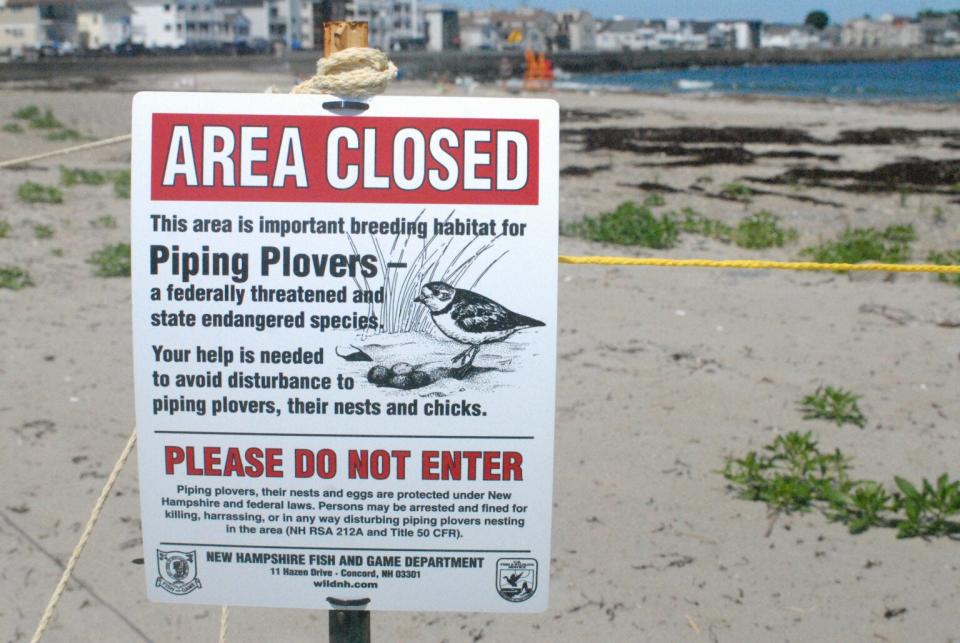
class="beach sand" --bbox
[1,70,959,642]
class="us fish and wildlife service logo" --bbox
[156,550,201,595]
[496,558,537,602]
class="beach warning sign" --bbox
[130,92,558,612]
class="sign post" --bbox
[130,58,559,623]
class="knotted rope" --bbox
[292,47,398,98]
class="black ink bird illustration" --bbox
[503,572,523,587]
[414,281,545,373]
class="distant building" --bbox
[267,0,303,48]
[457,9,497,49]
[760,23,822,49]
[708,20,761,49]
[300,0,347,50]
[555,8,594,51]
[423,4,457,51]
[217,0,269,44]
[77,0,131,49]
[346,0,423,50]
[129,0,220,48]
[919,13,960,47]
[841,15,923,48]
[0,0,77,55]
[596,18,707,51]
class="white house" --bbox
[129,0,223,48]
[842,15,923,48]
[457,10,497,50]
[423,4,458,51]
[76,0,131,49]
[555,8,594,51]
[218,0,268,44]
[596,18,707,52]
[709,20,761,49]
[345,0,423,50]
[760,23,823,49]
[0,0,76,55]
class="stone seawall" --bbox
[0,47,956,85]
[385,47,960,81]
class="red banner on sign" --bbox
[150,114,539,205]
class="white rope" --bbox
[292,47,397,98]
[0,133,131,169]
[30,429,138,643]
[219,605,230,642]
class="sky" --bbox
[449,0,960,22]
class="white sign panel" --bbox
[131,92,558,612]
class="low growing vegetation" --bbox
[642,193,666,207]
[0,266,33,290]
[18,181,63,205]
[724,386,959,538]
[28,109,62,130]
[113,169,131,199]
[61,166,107,186]
[562,201,679,249]
[33,224,53,239]
[720,182,753,202]
[564,203,798,251]
[91,214,118,229]
[88,242,131,277]
[722,431,960,538]
[732,211,798,249]
[801,224,915,264]
[47,128,82,141]
[11,106,83,141]
[0,219,10,238]
[798,386,866,428]
[927,249,960,287]
[12,105,40,120]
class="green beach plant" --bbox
[91,214,118,229]
[722,432,959,538]
[798,386,866,428]
[18,182,63,204]
[88,242,131,277]
[800,225,914,265]
[927,249,960,287]
[720,182,753,202]
[0,266,33,290]
[113,169,131,199]
[29,109,62,130]
[732,211,798,249]
[61,166,108,186]
[643,193,666,207]
[563,201,679,249]
[12,105,40,120]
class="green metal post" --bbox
[327,597,371,643]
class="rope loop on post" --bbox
[292,47,398,98]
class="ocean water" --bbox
[571,58,960,102]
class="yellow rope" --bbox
[559,255,960,274]
[30,428,138,643]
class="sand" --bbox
[1,70,959,642]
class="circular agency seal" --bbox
[156,549,202,595]
[496,558,538,602]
